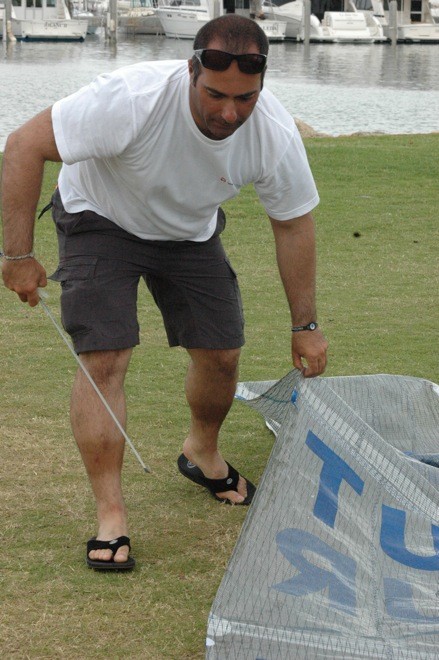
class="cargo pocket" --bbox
[224,257,245,331]
[49,256,99,340]
[49,256,98,284]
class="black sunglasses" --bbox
[193,49,267,75]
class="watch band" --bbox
[292,322,318,332]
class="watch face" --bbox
[309,323,317,331]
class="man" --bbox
[1,15,328,571]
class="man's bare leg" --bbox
[71,348,133,563]
[182,348,248,504]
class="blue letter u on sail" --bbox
[380,505,439,570]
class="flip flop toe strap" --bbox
[205,462,240,494]
[87,535,131,557]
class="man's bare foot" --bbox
[88,540,130,563]
[178,445,255,505]
[86,535,135,570]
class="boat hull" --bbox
[317,12,376,43]
[394,22,439,41]
[266,3,384,42]
[156,8,209,38]
[12,17,88,40]
[264,1,304,39]
[259,18,287,41]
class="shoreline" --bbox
[294,118,439,139]
[1,129,439,157]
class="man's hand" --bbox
[2,258,47,307]
[291,328,328,378]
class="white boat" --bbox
[156,0,213,38]
[264,0,385,41]
[11,0,88,40]
[118,0,163,34]
[318,10,380,41]
[262,0,317,39]
[156,0,286,40]
[354,0,439,42]
[394,20,439,40]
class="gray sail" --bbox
[207,371,439,659]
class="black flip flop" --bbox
[177,454,256,505]
[86,535,136,571]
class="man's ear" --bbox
[187,58,194,85]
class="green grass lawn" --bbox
[0,134,438,658]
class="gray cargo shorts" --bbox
[49,190,245,354]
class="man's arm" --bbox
[270,212,328,378]
[1,106,62,306]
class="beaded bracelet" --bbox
[1,251,35,261]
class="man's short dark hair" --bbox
[193,14,269,55]
[191,15,269,84]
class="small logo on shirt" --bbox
[220,176,235,186]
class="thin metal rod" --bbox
[38,290,150,473]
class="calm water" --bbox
[1,33,438,148]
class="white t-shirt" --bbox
[52,60,319,241]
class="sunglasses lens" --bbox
[201,50,233,71]
[199,50,266,74]
[238,54,266,74]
